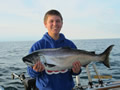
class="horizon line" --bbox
[0,37,120,42]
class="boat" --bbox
[11,64,120,90]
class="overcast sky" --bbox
[0,0,120,41]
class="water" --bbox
[0,39,120,90]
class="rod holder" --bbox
[92,64,104,87]
[86,65,93,88]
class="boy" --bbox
[27,9,82,90]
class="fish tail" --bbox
[100,45,114,68]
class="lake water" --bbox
[0,39,120,90]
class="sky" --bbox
[0,0,120,41]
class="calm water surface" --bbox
[0,39,120,90]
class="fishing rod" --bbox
[11,73,37,90]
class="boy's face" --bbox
[44,15,63,36]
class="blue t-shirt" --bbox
[27,32,81,90]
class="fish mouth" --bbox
[22,57,32,63]
[22,57,35,66]
[22,57,27,61]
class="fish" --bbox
[22,45,114,71]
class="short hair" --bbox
[44,9,63,23]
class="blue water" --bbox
[0,39,120,90]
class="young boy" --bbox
[27,9,82,90]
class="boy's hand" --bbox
[72,61,81,74]
[33,61,45,72]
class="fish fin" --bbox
[44,63,56,68]
[101,45,114,68]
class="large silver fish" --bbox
[22,45,114,71]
